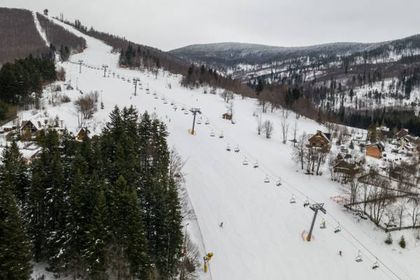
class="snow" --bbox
[10,16,418,280]
[32,11,49,47]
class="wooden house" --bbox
[222,113,232,120]
[20,120,41,140]
[307,130,331,152]
[75,128,90,142]
[366,143,384,159]
[333,160,361,183]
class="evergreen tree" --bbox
[0,188,32,280]
[0,141,30,206]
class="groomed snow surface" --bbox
[26,17,420,280]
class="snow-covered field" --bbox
[20,15,420,280]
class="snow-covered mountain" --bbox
[170,35,420,68]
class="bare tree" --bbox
[293,133,307,170]
[280,108,290,144]
[408,197,420,228]
[263,120,274,139]
[292,120,298,146]
[74,92,98,126]
[256,114,263,135]
[220,90,234,103]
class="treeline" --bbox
[36,13,86,61]
[181,64,256,97]
[0,8,49,64]
[0,107,183,279]
[329,108,420,136]
[0,55,56,118]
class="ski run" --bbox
[6,14,419,280]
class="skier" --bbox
[219,222,224,228]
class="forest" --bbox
[0,55,56,120]
[0,107,184,280]
[0,8,49,64]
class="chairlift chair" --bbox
[372,260,379,270]
[334,224,341,233]
[264,175,270,183]
[205,120,210,125]
[242,158,249,166]
[219,132,224,138]
[355,251,363,263]
[226,144,231,152]
[320,220,326,229]
[253,161,259,168]
[303,199,310,207]
[210,131,215,137]
[234,145,240,152]
[276,178,282,186]
[290,195,296,204]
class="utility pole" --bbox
[78,59,83,74]
[102,64,108,77]
[190,108,201,135]
[307,203,326,242]
[133,78,139,96]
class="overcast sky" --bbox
[2,0,420,51]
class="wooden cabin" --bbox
[20,120,41,140]
[366,143,384,159]
[75,128,90,142]
[222,113,232,120]
[307,130,331,152]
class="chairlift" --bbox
[184,110,189,115]
[226,144,231,152]
[242,158,248,166]
[205,119,210,125]
[253,161,259,168]
[290,195,296,204]
[320,219,326,229]
[234,145,240,152]
[303,199,310,207]
[355,251,363,263]
[210,131,215,137]
[372,260,379,270]
[276,178,282,186]
[334,224,341,233]
[219,131,224,138]
[264,175,270,183]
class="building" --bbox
[75,127,90,142]
[307,130,331,152]
[20,120,41,140]
[366,143,385,159]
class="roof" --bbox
[308,130,331,144]
[366,143,385,152]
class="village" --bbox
[303,125,420,233]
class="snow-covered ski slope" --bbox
[32,18,420,280]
